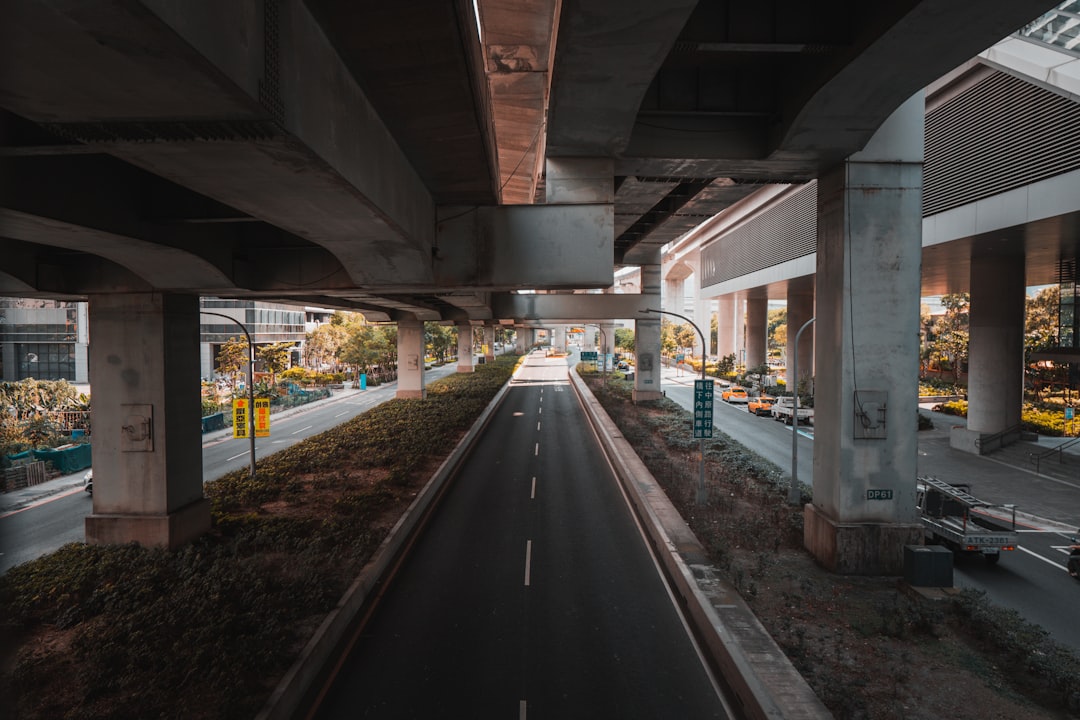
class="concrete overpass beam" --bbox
[436,204,614,289]
[805,93,925,575]
[491,293,650,322]
[634,256,664,401]
[396,317,426,399]
[84,293,210,548]
[959,255,1026,442]
[456,322,474,373]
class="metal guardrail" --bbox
[973,423,1024,454]
[1030,435,1080,474]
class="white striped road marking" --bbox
[291,425,313,435]
[534,442,539,456]
[531,477,536,499]
[1018,545,1069,571]
[524,540,532,586]
[520,700,527,719]
[334,411,349,417]
[537,421,541,432]
[226,451,249,461]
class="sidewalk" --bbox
[657,365,1080,531]
[0,384,369,516]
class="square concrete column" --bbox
[396,316,426,399]
[956,255,1026,443]
[805,93,926,575]
[745,295,768,369]
[84,293,210,549]
[693,295,712,359]
[717,295,737,359]
[484,325,496,362]
[552,326,567,352]
[786,280,815,392]
[456,322,474,373]
[634,255,664,401]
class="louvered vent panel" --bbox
[702,183,816,286]
[925,70,1080,216]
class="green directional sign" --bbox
[581,351,598,361]
[693,379,714,438]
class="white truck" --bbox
[771,395,813,425]
[916,475,1018,564]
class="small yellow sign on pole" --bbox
[232,398,249,439]
[255,398,271,437]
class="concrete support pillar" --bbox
[600,323,616,369]
[84,293,210,549]
[456,322,474,373]
[396,316,426,399]
[805,93,926,575]
[717,295,736,359]
[735,296,747,368]
[693,296,712,359]
[786,282,815,393]
[634,255,664,401]
[952,255,1026,449]
[664,277,684,315]
[552,326,567,352]
[745,296,768,369]
[516,330,528,354]
[484,325,496,362]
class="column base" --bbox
[949,426,983,455]
[632,389,664,402]
[85,497,211,549]
[804,503,924,575]
[456,364,475,373]
[396,389,424,399]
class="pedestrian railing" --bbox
[1030,435,1080,475]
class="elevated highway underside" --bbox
[0,0,1055,324]
[0,1,1065,572]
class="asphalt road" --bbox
[315,352,729,719]
[654,364,1080,654]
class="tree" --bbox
[767,307,787,357]
[1025,285,1065,401]
[305,323,348,370]
[929,293,970,382]
[338,325,387,386]
[614,327,635,354]
[772,324,787,352]
[256,341,296,386]
[660,319,677,355]
[425,323,456,364]
[674,324,697,354]
[216,337,250,389]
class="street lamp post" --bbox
[586,324,607,383]
[787,317,815,505]
[641,308,709,503]
[202,311,257,478]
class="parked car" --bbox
[83,469,93,495]
[721,386,748,403]
[748,395,776,416]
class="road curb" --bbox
[255,371,516,720]
[570,369,831,720]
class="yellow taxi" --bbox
[721,385,749,403]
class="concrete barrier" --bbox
[569,369,830,720]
